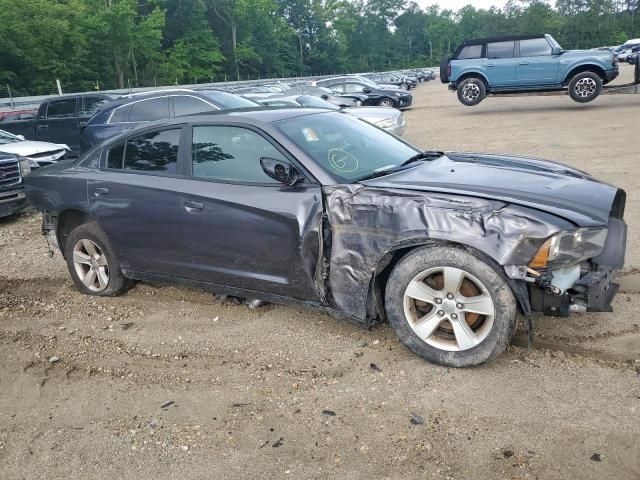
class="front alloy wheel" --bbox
[378,98,395,108]
[568,71,602,103]
[385,246,517,367]
[403,267,495,352]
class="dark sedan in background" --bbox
[24,108,626,367]
[79,89,259,153]
[314,76,412,108]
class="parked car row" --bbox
[0,68,430,219]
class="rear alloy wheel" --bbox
[378,98,395,108]
[457,77,486,106]
[64,221,133,296]
[385,246,517,367]
[568,72,602,103]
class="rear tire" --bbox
[457,77,486,106]
[384,246,517,367]
[64,222,134,296]
[568,71,602,103]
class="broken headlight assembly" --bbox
[18,156,32,177]
[529,227,608,269]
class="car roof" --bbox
[459,34,545,47]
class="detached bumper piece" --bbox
[529,267,619,317]
[571,267,619,313]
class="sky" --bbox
[415,0,507,11]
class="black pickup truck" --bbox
[0,153,28,218]
[1,93,114,156]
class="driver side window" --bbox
[191,126,286,184]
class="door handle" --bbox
[94,187,109,197]
[184,201,204,213]
[485,64,495,68]
[38,124,49,129]
[519,61,530,65]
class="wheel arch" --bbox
[455,71,490,89]
[365,239,530,322]
[563,63,607,85]
[56,208,95,257]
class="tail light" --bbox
[447,64,452,77]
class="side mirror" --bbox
[362,87,372,94]
[16,134,25,141]
[260,157,303,185]
[320,94,329,100]
[551,47,565,55]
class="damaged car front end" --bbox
[24,109,627,367]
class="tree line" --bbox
[1,0,639,96]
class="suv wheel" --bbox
[568,72,602,103]
[64,222,133,296]
[378,98,395,108]
[384,246,517,367]
[457,77,486,106]
[401,83,409,90]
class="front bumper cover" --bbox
[604,69,619,83]
[0,189,27,218]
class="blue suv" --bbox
[441,34,619,106]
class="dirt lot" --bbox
[1,66,640,479]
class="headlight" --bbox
[375,118,396,129]
[18,157,31,176]
[394,92,403,97]
[355,100,362,107]
[529,227,608,269]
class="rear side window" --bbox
[457,45,483,59]
[108,105,132,124]
[82,96,111,117]
[487,41,515,59]
[124,129,181,173]
[172,96,214,117]
[46,98,77,118]
[128,97,169,122]
[107,142,125,169]
[519,38,552,57]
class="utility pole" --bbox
[56,79,63,95]
[6,85,14,109]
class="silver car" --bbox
[256,95,407,136]
[0,129,70,168]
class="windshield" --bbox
[355,77,381,89]
[296,95,339,110]
[200,91,260,109]
[273,112,419,182]
[546,34,562,50]
[0,129,19,145]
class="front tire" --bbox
[384,246,517,367]
[64,222,133,296]
[378,98,395,108]
[568,71,602,103]
[457,77,486,106]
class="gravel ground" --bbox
[1,66,639,479]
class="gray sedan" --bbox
[256,95,407,136]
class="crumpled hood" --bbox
[0,140,70,156]
[363,152,623,226]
